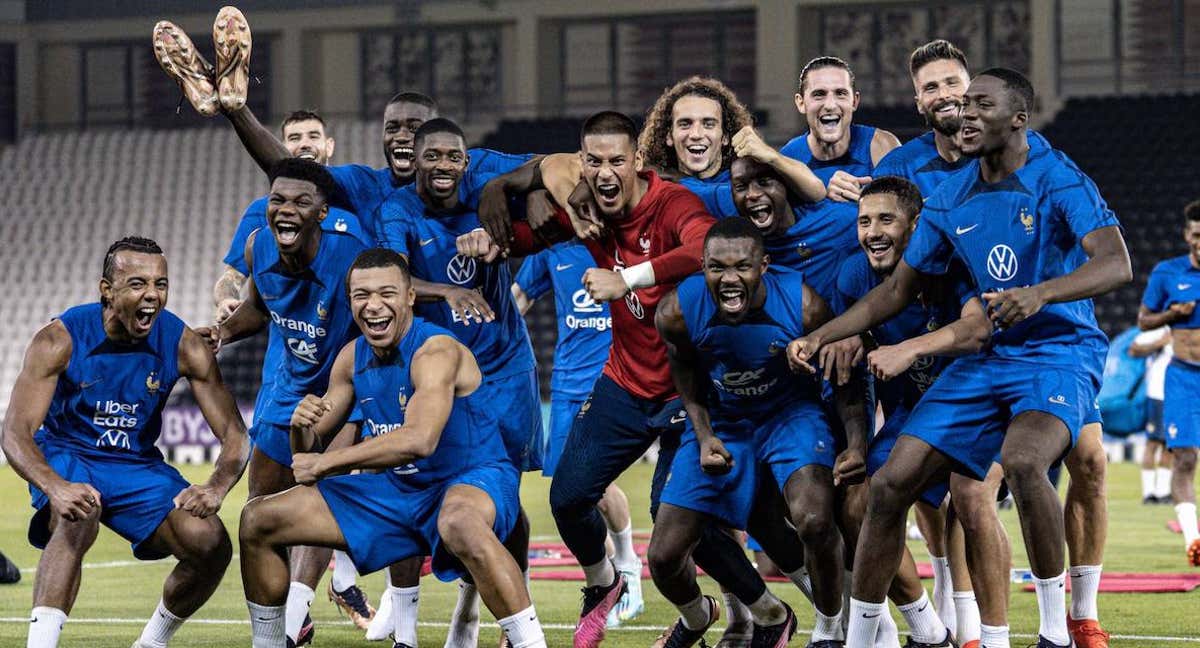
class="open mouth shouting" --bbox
[133,305,159,334]
[864,236,893,261]
[595,181,621,211]
[746,202,774,230]
[363,313,392,338]
[718,283,748,314]
[389,144,415,175]
[816,112,842,137]
[273,219,302,247]
[683,143,711,170]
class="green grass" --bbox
[0,461,1196,646]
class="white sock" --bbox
[952,591,981,645]
[137,599,185,647]
[897,591,948,644]
[841,569,853,632]
[284,582,314,642]
[1141,469,1157,498]
[365,585,395,641]
[247,602,286,648]
[812,606,843,642]
[392,586,420,646]
[1156,467,1173,498]
[783,566,814,603]
[724,592,752,625]
[331,550,357,592]
[444,580,480,648]
[581,559,615,588]
[498,605,546,648]
[746,590,786,626]
[27,606,66,648]
[875,606,900,648]
[845,598,884,648]
[1069,564,1102,621]
[609,525,639,570]
[929,555,956,632]
[1177,502,1200,544]
[1032,571,1070,645]
[676,595,712,630]
[980,623,1010,648]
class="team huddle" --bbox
[5,5,1197,648]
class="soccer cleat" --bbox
[606,563,645,627]
[0,551,20,584]
[286,614,314,648]
[1067,616,1110,648]
[1032,637,1074,647]
[329,582,376,630]
[392,644,415,648]
[651,595,720,648]
[903,632,957,647]
[714,621,754,648]
[1142,495,1160,505]
[1188,538,1200,567]
[573,568,627,648]
[750,602,796,648]
[151,20,219,116]
[961,641,980,648]
[212,5,252,112]
[805,641,845,648]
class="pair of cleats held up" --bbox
[152,6,251,116]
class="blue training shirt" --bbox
[904,141,1119,382]
[836,252,976,415]
[223,196,369,275]
[376,182,536,380]
[874,131,1052,200]
[676,266,824,430]
[678,170,737,219]
[513,240,611,398]
[353,317,509,489]
[327,149,534,244]
[40,303,186,461]
[1142,255,1200,330]
[251,229,366,425]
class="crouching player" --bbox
[237,249,545,648]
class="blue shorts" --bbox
[1146,398,1166,443]
[899,357,1094,480]
[870,404,949,508]
[318,460,519,580]
[543,394,587,477]
[29,445,189,560]
[661,405,834,529]
[250,421,293,468]
[1164,360,1200,450]
[474,369,544,472]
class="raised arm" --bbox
[225,106,290,175]
[731,126,826,203]
[0,322,100,522]
[198,230,270,350]
[174,328,250,517]
[867,296,991,382]
[212,265,246,323]
[289,341,358,454]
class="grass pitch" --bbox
[0,461,1196,646]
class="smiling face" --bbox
[266,176,328,255]
[282,118,334,164]
[913,58,970,137]
[667,94,727,178]
[796,66,859,146]
[857,192,916,274]
[703,235,767,322]
[581,133,639,218]
[959,75,1026,157]
[100,251,169,340]
[1185,220,1200,267]
[349,264,415,349]
[415,131,467,206]
[382,101,436,183]
[730,157,794,237]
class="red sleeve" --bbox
[508,209,573,256]
[649,190,715,284]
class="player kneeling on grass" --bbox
[238,248,545,648]
[2,236,250,648]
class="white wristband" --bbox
[620,261,656,291]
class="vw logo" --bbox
[986,244,1018,282]
[446,254,477,285]
[625,292,645,319]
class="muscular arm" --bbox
[290,342,358,453]
[310,337,470,474]
[212,265,246,320]
[225,106,290,175]
[903,297,990,359]
[0,322,72,494]
[656,290,714,443]
[178,328,249,498]
[213,231,269,343]
[808,260,922,348]
[806,285,868,482]
[1138,304,1187,332]
[870,129,902,166]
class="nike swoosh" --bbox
[556,264,573,271]
[863,612,880,618]
[1179,284,1192,290]
[420,238,436,246]
[955,224,979,235]
[917,603,927,612]
[669,415,686,424]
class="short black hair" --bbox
[387,91,438,113]
[909,39,969,78]
[704,216,765,257]
[280,109,326,135]
[799,56,855,94]
[413,117,465,152]
[976,67,1035,113]
[268,158,336,201]
[1185,200,1200,223]
[860,176,924,220]
[346,248,411,293]
[103,236,163,282]
[581,110,639,147]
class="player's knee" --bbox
[1174,449,1198,474]
[999,449,1048,488]
[181,519,232,566]
[52,511,102,549]
[646,538,683,580]
[868,469,912,517]
[239,497,282,544]
[789,504,835,543]
[549,476,593,520]
[437,509,490,561]
[1067,441,1107,485]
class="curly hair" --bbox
[638,76,753,175]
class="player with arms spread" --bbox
[3,237,249,648]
